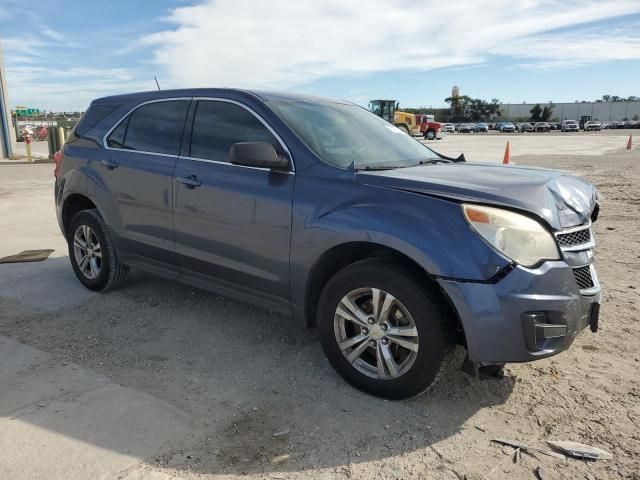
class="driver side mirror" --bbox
[229,142,289,170]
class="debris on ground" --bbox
[546,440,613,460]
[491,438,566,460]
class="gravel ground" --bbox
[1,140,639,480]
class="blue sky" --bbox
[1,0,639,111]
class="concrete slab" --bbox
[0,336,194,480]
[0,163,66,259]
[0,257,96,312]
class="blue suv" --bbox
[55,89,602,399]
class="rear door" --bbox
[103,98,190,274]
[172,99,294,310]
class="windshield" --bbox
[268,100,440,170]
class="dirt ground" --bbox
[1,135,639,480]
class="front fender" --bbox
[289,173,511,322]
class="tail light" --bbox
[53,150,63,178]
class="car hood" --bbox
[358,163,598,230]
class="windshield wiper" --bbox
[416,158,451,165]
[355,165,400,171]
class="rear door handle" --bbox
[101,159,118,169]
[176,175,201,189]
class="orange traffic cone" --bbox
[627,135,633,150]
[503,141,510,164]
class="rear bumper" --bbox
[438,261,602,363]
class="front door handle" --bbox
[176,175,201,189]
[101,159,118,169]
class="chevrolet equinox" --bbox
[55,89,602,399]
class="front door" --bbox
[172,99,294,310]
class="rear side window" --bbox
[107,117,128,148]
[76,103,120,136]
[189,101,283,163]
[107,100,189,155]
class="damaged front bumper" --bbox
[439,259,601,363]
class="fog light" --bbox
[522,312,567,351]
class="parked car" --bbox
[458,123,476,133]
[33,125,49,141]
[534,122,550,132]
[561,120,579,132]
[549,122,562,131]
[584,121,602,131]
[517,123,534,133]
[615,121,627,129]
[443,123,455,133]
[602,122,614,129]
[499,122,516,132]
[55,89,602,399]
[475,123,489,133]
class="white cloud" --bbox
[497,28,640,69]
[4,65,154,111]
[143,0,640,89]
[39,25,67,44]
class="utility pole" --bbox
[0,40,16,159]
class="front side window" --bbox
[189,100,284,163]
[107,100,189,155]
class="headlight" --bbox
[462,204,560,267]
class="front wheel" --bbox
[425,130,436,140]
[317,258,454,399]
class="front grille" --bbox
[557,228,592,248]
[573,265,595,290]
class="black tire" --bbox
[425,129,436,140]
[317,258,454,400]
[68,209,129,291]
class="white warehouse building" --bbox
[499,101,640,122]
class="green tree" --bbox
[602,95,611,102]
[444,96,500,122]
[466,98,501,121]
[541,102,555,122]
[530,104,543,122]
[444,95,471,121]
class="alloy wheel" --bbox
[333,287,419,380]
[73,225,102,280]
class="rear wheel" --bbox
[317,258,454,399]
[68,209,129,291]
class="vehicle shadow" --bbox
[1,260,516,477]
